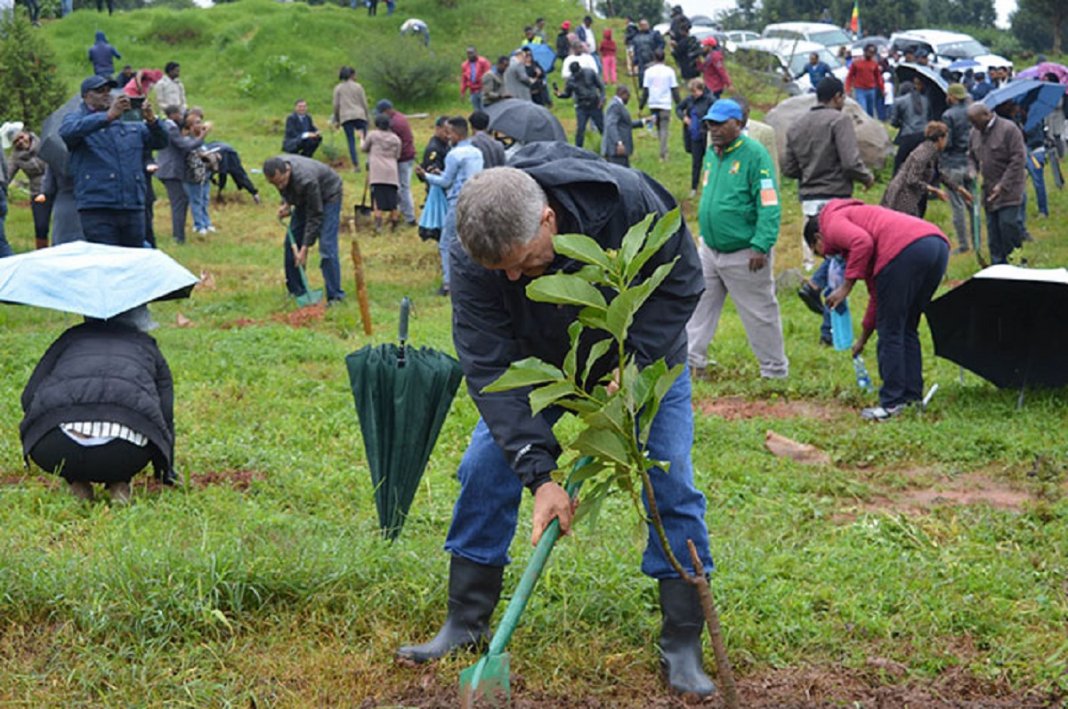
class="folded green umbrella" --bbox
[345,298,463,540]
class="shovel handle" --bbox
[483,461,587,658]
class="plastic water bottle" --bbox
[853,355,873,392]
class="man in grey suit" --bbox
[155,105,202,244]
[601,85,641,167]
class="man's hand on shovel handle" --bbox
[532,481,576,546]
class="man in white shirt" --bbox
[559,41,599,81]
[640,50,679,161]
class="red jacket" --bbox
[818,199,947,330]
[460,56,492,97]
[697,50,731,93]
[845,57,884,94]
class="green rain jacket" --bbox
[697,134,781,254]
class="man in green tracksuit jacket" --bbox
[686,98,789,379]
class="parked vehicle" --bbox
[735,38,847,95]
[725,30,760,44]
[851,36,890,58]
[761,22,853,55]
[888,29,1012,73]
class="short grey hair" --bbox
[456,167,547,265]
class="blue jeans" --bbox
[874,236,948,407]
[810,258,832,342]
[286,200,344,301]
[61,0,72,15]
[574,104,604,149]
[184,181,211,231]
[1025,148,1048,217]
[854,88,878,118]
[342,119,367,169]
[469,91,484,113]
[444,369,713,579]
[0,189,11,258]
[439,206,457,287]
[79,209,146,247]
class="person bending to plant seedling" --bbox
[396,144,723,701]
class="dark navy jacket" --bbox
[449,142,703,489]
[87,31,121,77]
[59,102,168,211]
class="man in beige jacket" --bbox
[332,66,371,173]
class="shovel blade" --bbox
[459,652,510,709]
[296,289,324,308]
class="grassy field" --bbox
[1,2,1067,706]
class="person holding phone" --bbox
[60,76,168,247]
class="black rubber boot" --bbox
[396,555,504,664]
[658,578,716,699]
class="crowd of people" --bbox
[2,6,1066,702]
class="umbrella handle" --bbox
[397,296,411,367]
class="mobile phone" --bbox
[121,96,145,123]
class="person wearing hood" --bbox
[600,28,618,83]
[555,21,572,60]
[20,315,178,503]
[396,144,717,701]
[6,130,50,249]
[60,75,168,247]
[806,200,949,420]
[87,31,120,78]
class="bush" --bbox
[0,12,66,131]
[362,36,452,107]
[141,11,212,45]
[961,25,1025,59]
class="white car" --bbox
[761,22,853,55]
[735,38,847,95]
[726,30,760,44]
[888,30,1012,74]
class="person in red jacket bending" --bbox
[805,199,949,421]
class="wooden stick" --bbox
[351,239,373,335]
[688,540,740,709]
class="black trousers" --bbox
[30,428,153,484]
[874,236,949,408]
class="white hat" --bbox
[0,121,24,150]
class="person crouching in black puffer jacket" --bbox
[19,315,177,503]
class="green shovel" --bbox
[282,216,324,307]
[458,461,587,708]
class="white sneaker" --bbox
[206,226,217,233]
[860,404,907,421]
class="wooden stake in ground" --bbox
[351,239,372,335]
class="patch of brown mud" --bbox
[840,470,1037,520]
[218,303,327,330]
[141,469,265,493]
[0,473,60,489]
[698,396,846,422]
[367,663,1054,708]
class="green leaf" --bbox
[529,380,579,416]
[581,338,613,387]
[625,209,682,282]
[633,360,668,411]
[563,321,582,380]
[575,263,612,286]
[554,233,613,270]
[555,398,602,415]
[619,213,656,268]
[566,459,607,484]
[578,308,609,334]
[572,426,632,468]
[482,358,563,393]
[526,273,607,310]
[638,363,684,441]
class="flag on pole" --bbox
[849,0,860,36]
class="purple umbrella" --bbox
[1015,62,1068,88]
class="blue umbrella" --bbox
[948,58,980,71]
[0,241,197,319]
[983,79,1067,132]
[522,43,557,74]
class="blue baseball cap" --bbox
[703,99,743,123]
[80,75,117,96]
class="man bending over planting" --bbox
[395,143,717,700]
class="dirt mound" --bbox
[219,302,327,330]
[367,663,1054,708]
[698,397,846,422]
[142,469,265,492]
[841,469,1039,520]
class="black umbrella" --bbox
[485,99,567,145]
[345,298,464,540]
[895,62,948,120]
[38,94,82,175]
[926,265,1068,390]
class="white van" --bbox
[888,30,1012,74]
[761,22,853,56]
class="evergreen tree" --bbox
[0,12,67,131]
[1012,0,1064,53]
